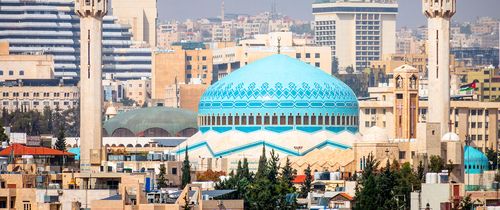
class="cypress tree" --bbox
[255,146,267,179]
[300,164,312,198]
[181,146,191,189]
[54,125,66,151]
[157,164,168,188]
[0,121,8,143]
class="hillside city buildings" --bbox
[0,0,498,209]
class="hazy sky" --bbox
[157,0,500,28]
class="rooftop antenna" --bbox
[221,0,225,21]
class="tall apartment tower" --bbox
[312,0,398,73]
[423,0,456,135]
[75,0,108,173]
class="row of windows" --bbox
[0,70,24,76]
[199,114,359,127]
[1,92,77,98]
[296,53,321,59]
[316,21,335,26]
[2,100,77,106]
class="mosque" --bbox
[175,54,489,183]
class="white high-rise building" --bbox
[312,0,398,73]
[423,0,456,135]
[75,0,107,173]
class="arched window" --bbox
[256,114,262,125]
[235,114,240,125]
[264,114,270,125]
[318,115,324,125]
[222,115,227,125]
[135,144,142,147]
[242,114,247,125]
[303,114,309,125]
[216,115,221,125]
[249,114,254,125]
[295,114,302,125]
[288,114,293,125]
[337,116,341,125]
[272,114,278,125]
[280,114,286,125]
[342,115,346,125]
[211,116,215,126]
[311,114,317,125]
[228,115,233,125]
[325,115,330,125]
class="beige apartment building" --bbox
[0,80,79,112]
[0,42,54,81]
[369,53,427,75]
[124,79,151,106]
[359,77,500,153]
[152,45,213,100]
[163,84,209,113]
[111,0,157,46]
[212,32,332,80]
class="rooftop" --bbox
[0,144,75,156]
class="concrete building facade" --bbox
[312,0,398,73]
[111,0,157,46]
[0,42,55,82]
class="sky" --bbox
[157,0,500,28]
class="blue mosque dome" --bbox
[464,146,489,174]
[197,54,359,134]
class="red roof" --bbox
[0,144,75,156]
[293,175,314,184]
[333,193,354,201]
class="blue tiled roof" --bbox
[199,54,358,122]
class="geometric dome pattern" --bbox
[199,54,358,116]
[198,54,359,133]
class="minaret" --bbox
[75,0,108,173]
[423,0,456,135]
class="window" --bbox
[471,122,476,128]
[305,53,310,58]
[171,167,177,175]
[0,70,3,75]
[365,121,370,128]
[202,65,207,70]
[186,56,192,61]
[202,56,207,61]
[315,53,320,58]
[296,53,301,59]
[315,63,320,67]
[186,65,192,70]
[23,92,29,97]
[2,92,8,97]
[365,109,370,115]
[19,70,24,76]
[399,151,406,160]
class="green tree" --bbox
[0,121,9,143]
[281,157,296,190]
[54,125,66,151]
[486,148,498,170]
[354,153,380,210]
[377,160,397,210]
[255,146,267,179]
[299,164,312,198]
[429,155,445,173]
[157,164,168,189]
[181,146,191,189]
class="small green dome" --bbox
[103,107,198,137]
